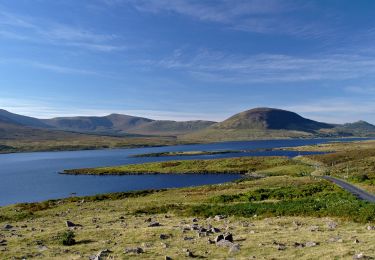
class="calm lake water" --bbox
[0,138,369,206]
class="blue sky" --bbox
[0,0,375,123]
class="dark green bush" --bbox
[58,230,76,246]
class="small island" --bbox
[130,150,242,157]
[62,156,313,176]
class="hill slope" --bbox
[43,114,216,136]
[0,109,50,128]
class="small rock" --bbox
[214,234,224,243]
[183,237,194,241]
[124,247,143,254]
[161,242,169,248]
[366,225,375,230]
[293,242,305,248]
[165,256,172,260]
[37,245,48,251]
[159,234,170,240]
[229,244,240,253]
[90,249,111,260]
[144,218,152,222]
[353,252,371,259]
[207,238,215,244]
[65,220,80,228]
[305,241,319,247]
[119,216,125,220]
[214,215,226,221]
[327,221,337,230]
[223,233,233,242]
[210,227,221,233]
[182,248,194,257]
[216,240,234,248]
[2,224,13,230]
[148,222,161,227]
[192,218,198,222]
[309,225,320,232]
[328,236,343,243]
[273,241,286,251]
[354,239,360,244]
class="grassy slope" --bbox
[283,140,375,193]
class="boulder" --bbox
[305,241,319,247]
[148,222,161,227]
[124,247,143,254]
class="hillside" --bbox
[0,109,50,128]
[43,114,216,136]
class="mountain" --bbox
[1,108,374,145]
[180,107,374,142]
[213,107,334,132]
[42,114,216,136]
[0,109,50,128]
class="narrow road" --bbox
[322,176,375,203]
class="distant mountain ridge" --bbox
[0,107,374,141]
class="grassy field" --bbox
[1,175,375,259]
[63,156,313,176]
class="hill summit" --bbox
[213,107,333,132]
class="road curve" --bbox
[322,176,375,203]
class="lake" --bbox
[0,138,368,206]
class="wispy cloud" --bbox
[145,49,375,83]
[111,0,329,38]
[0,10,125,52]
[283,98,375,124]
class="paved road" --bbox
[322,176,375,203]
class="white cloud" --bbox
[146,49,375,83]
[0,10,125,52]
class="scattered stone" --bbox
[327,221,337,230]
[190,224,199,230]
[293,242,305,248]
[198,232,208,237]
[119,216,125,220]
[210,227,221,233]
[148,222,161,227]
[309,225,320,232]
[37,245,48,252]
[273,241,286,251]
[214,215,226,221]
[223,233,233,242]
[214,234,224,243]
[165,256,172,260]
[328,236,343,243]
[159,234,170,240]
[216,240,234,248]
[124,247,143,254]
[354,239,360,244]
[366,225,375,231]
[207,238,215,244]
[161,242,169,248]
[192,218,198,223]
[65,221,80,228]
[183,237,194,241]
[229,244,240,253]
[182,248,194,257]
[305,241,319,247]
[0,239,7,246]
[144,218,152,223]
[353,253,371,259]
[90,249,111,260]
[2,224,13,230]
